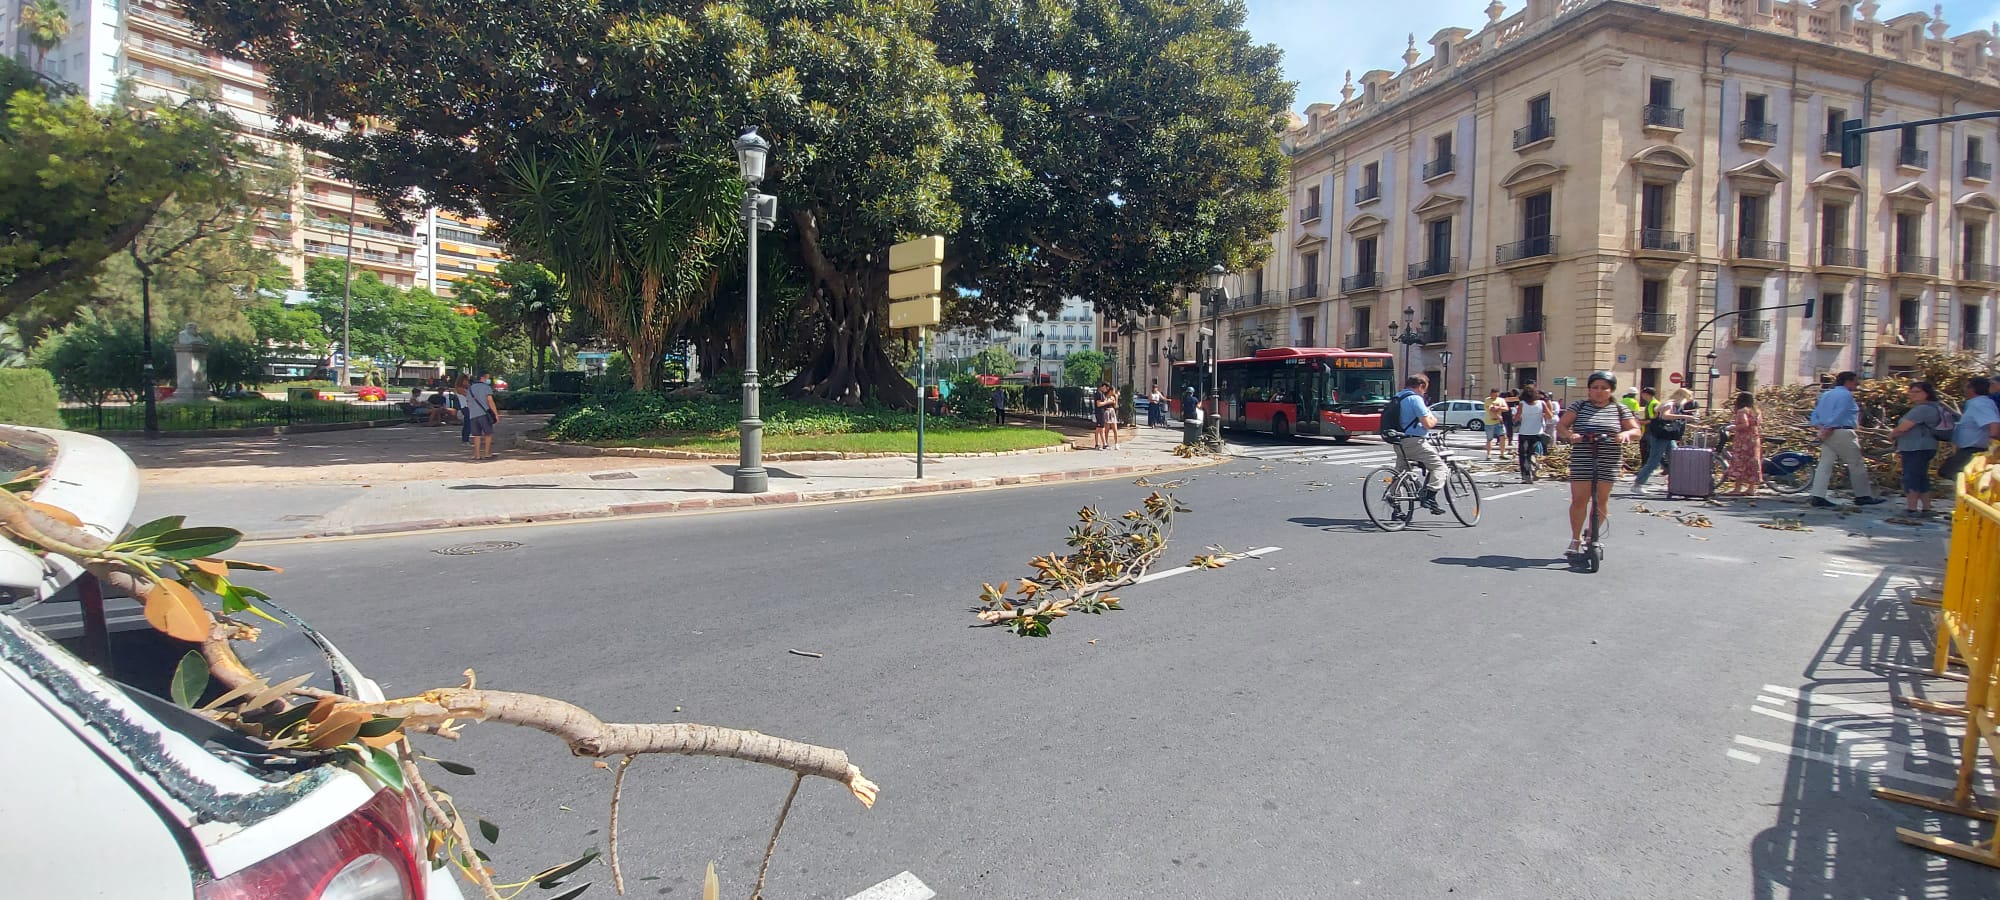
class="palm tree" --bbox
[497,137,740,391]
[492,261,565,388]
[20,0,71,75]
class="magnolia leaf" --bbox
[219,584,286,625]
[305,708,370,750]
[702,862,719,900]
[169,651,209,708]
[307,696,339,725]
[548,884,592,900]
[124,515,186,544]
[221,558,283,573]
[359,730,404,750]
[432,759,477,776]
[146,526,243,560]
[534,848,600,888]
[361,745,406,790]
[245,673,314,711]
[26,500,83,528]
[189,558,230,578]
[477,818,500,844]
[356,716,405,738]
[141,579,214,642]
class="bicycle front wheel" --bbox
[1363,467,1412,532]
[1446,463,1481,526]
[1766,461,1812,494]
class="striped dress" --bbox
[1566,399,1634,484]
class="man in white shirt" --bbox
[1939,376,2000,484]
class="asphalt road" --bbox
[229,433,1984,899]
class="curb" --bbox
[513,435,1076,461]
[89,418,409,439]
[244,458,1220,542]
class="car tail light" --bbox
[196,788,426,900]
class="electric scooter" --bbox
[1569,432,1613,573]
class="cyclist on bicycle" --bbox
[1389,375,1447,515]
[1555,371,1640,555]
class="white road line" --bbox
[846,871,936,900]
[1759,685,1969,731]
[1135,546,1284,584]
[1729,735,1961,791]
[1726,748,1764,764]
[1483,488,1538,500]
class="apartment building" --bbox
[3,0,495,294]
[1137,0,2000,401]
[939,297,1099,382]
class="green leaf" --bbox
[169,650,209,708]
[534,848,600,888]
[477,818,500,844]
[124,515,186,545]
[146,526,243,560]
[357,716,404,738]
[219,584,248,613]
[547,884,592,900]
[362,745,406,790]
[433,759,476,776]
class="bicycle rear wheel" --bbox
[1766,461,1812,494]
[1446,463,1481,526]
[1363,467,1413,532]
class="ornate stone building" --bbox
[1134,0,2000,401]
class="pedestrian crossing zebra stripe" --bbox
[1229,445,1397,466]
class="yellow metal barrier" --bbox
[1875,459,2000,865]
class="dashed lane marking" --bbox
[846,871,936,900]
[1134,546,1284,584]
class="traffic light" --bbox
[1802,297,1817,319]
[1839,119,1864,168]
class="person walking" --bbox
[1632,387,1694,493]
[1102,384,1122,450]
[1556,372,1640,555]
[990,384,1008,426]
[1147,383,1166,427]
[1181,383,1201,428]
[1515,386,1555,483]
[1890,381,1945,516]
[1483,389,1508,459]
[1724,392,1762,496]
[465,372,500,460]
[1939,376,2000,484]
[1808,371,1883,508]
[453,375,473,444]
[1389,375,1448,515]
[1088,382,1108,449]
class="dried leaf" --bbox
[244,673,313,710]
[306,708,370,750]
[25,500,82,528]
[141,579,214,642]
[189,558,230,578]
[702,862,719,900]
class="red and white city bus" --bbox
[1170,347,1397,443]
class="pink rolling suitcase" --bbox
[1665,446,1715,499]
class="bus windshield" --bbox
[1325,367,1394,409]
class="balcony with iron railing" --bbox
[1894,253,1939,276]
[1734,318,1773,342]
[1422,155,1454,180]
[1506,314,1544,334]
[1963,261,2000,283]
[124,65,201,93]
[130,5,195,31]
[1739,119,1778,143]
[1230,290,1282,310]
[1299,202,1322,223]
[1634,228,1693,255]
[1969,159,1994,181]
[1965,332,1990,351]
[1408,257,1456,281]
[1513,118,1555,148]
[127,35,207,67]
[1340,271,1381,293]
[1821,132,1844,156]
[1642,105,1685,129]
[1416,321,1447,345]
[1900,146,1931,169]
[1637,312,1678,337]
[1354,183,1381,204]
[1892,324,1924,346]
[1729,239,1787,265]
[1817,322,1851,345]
[1345,331,1373,349]
[1173,307,1193,323]
[1288,284,1322,302]
[305,218,422,244]
[1496,234,1557,264]
[1816,246,1866,269]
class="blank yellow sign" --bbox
[888,235,944,271]
[888,266,942,300]
[889,297,941,329]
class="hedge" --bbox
[0,369,63,429]
[494,390,582,412]
[544,391,978,442]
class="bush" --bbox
[946,375,991,418]
[0,369,63,428]
[544,391,976,442]
[205,337,269,393]
[494,390,582,412]
[33,318,168,406]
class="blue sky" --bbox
[1241,0,2000,112]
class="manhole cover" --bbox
[433,540,524,556]
[589,471,638,481]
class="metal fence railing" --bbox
[58,400,406,433]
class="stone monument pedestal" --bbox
[162,322,211,404]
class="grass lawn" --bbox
[592,426,1068,455]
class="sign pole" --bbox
[917,326,927,479]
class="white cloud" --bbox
[1244,0,2000,111]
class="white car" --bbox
[1431,399,1493,431]
[0,425,465,900]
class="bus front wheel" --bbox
[1272,414,1291,438]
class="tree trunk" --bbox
[783,207,917,408]
[626,327,664,392]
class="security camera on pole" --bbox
[887,235,945,478]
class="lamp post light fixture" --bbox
[1393,305,1423,387]
[732,125,772,494]
[1203,264,1228,447]
[1439,350,1453,400]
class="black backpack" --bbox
[1379,391,1410,438]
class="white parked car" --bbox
[1431,399,1492,431]
[0,425,465,900]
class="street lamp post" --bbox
[732,126,771,494]
[1203,264,1228,448]
[1439,350,1453,400]
[1392,305,1422,392]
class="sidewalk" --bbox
[126,419,1208,540]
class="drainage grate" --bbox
[433,540,524,556]
[589,471,638,481]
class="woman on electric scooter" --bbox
[1556,371,1641,557]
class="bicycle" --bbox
[1566,432,1617,572]
[1708,426,1814,495]
[1363,433,1482,531]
